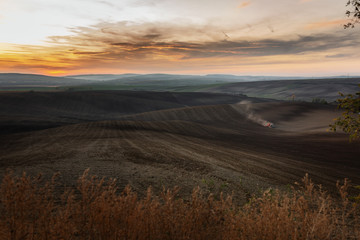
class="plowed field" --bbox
[0,91,359,203]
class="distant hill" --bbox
[67,73,342,83]
[204,78,360,102]
[65,74,141,81]
[1,73,359,102]
[103,74,236,85]
[1,73,293,90]
[81,74,314,84]
[0,73,91,87]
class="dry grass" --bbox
[0,170,359,240]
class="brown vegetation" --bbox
[0,170,359,240]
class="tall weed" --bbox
[0,171,358,240]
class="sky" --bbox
[0,0,359,76]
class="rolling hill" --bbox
[1,73,359,103]
[204,78,360,102]
[0,91,258,134]
[0,73,91,87]
[0,90,359,203]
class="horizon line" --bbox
[1,72,359,79]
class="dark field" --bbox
[0,90,359,203]
[205,78,360,102]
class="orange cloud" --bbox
[1,21,359,76]
[238,1,251,8]
[0,43,84,75]
[305,19,349,29]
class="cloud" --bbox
[238,1,251,8]
[50,21,359,58]
[325,53,351,58]
[305,19,349,30]
[1,20,360,75]
[97,0,116,7]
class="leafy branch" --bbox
[330,84,360,141]
[345,0,360,28]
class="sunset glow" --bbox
[0,0,359,76]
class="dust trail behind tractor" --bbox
[232,101,275,128]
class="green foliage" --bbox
[330,84,360,141]
[345,0,360,28]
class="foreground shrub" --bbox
[0,170,359,240]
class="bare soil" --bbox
[0,91,359,203]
